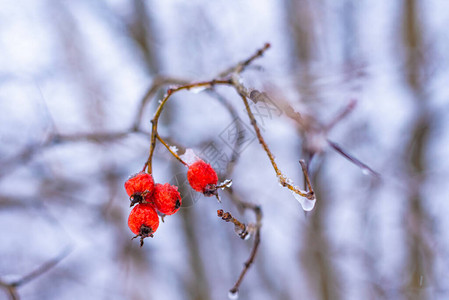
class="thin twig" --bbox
[327,139,380,178]
[10,246,73,287]
[224,197,262,295]
[0,280,19,300]
[155,132,188,166]
[144,79,231,173]
[132,76,190,131]
[324,99,357,132]
[205,90,243,176]
[52,131,129,143]
[299,160,314,193]
[218,43,271,78]
[217,209,248,239]
[235,91,315,200]
[0,246,72,300]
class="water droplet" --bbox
[292,190,316,211]
[228,290,239,299]
[361,167,370,175]
[419,275,423,287]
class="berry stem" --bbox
[155,132,188,167]
[144,79,231,173]
[142,44,272,174]
[132,76,190,131]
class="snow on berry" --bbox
[128,203,159,247]
[187,159,218,196]
[124,172,155,207]
[180,148,200,165]
[153,183,182,215]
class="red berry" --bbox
[125,172,155,207]
[128,203,159,246]
[153,183,182,215]
[187,160,218,195]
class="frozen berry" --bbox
[153,183,182,215]
[125,172,155,207]
[128,203,159,247]
[187,160,218,196]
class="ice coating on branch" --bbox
[169,145,179,154]
[291,188,316,211]
[189,86,209,94]
[277,174,293,186]
[278,174,316,211]
[180,148,200,165]
[220,179,233,190]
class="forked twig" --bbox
[144,79,231,173]
[225,200,262,296]
[0,246,72,300]
[235,92,315,201]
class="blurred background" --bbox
[1,0,449,299]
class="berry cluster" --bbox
[125,158,219,246]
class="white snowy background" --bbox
[1,0,448,299]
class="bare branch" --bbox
[10,246,73,288]
[327,139,380,178]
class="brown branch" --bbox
[155,132,188,167]
[221,187,263,295]
[222,197,262,296]
[144,79,231,173]
[131,76,190,131]
[218,43,271,78]
[235,91,315,201]
[229,223,261,296]
[10,246,72,288]
[299,160,314,193]
[53,131,130,143]
[0,280,19,300]
[217,209,248,239]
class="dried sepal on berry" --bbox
[153,183,182,215]
[128,203,159,247]
[124,172,155,207]
[187,160,218,196]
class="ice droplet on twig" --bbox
[234,225,251,240]
[228,290,239,300]
[291,188,316,211]
[361,167,370,176]
[180,148,200,165]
